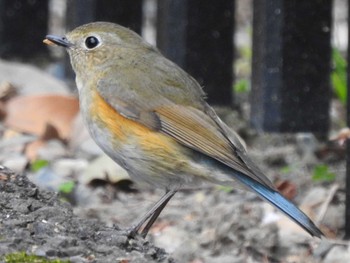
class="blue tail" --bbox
[234,171,323,237]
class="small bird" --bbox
[44,22,323,238]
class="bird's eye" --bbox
[85,36,100,49]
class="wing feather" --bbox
[153,105,276,188]
[96,51,276,189]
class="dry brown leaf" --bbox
[331,127,350,146]
[4,94,79,139]
[41,123,61,141]
[275,180,297,200]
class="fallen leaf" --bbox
[41,123,60,141]
[275,180,297,200]
[330,127,350,146]
[315,142,345,161]
[4,94,79,139]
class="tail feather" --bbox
[234,171,323,238]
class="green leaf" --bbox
[30,159,49,172]
[3,251,70,262]
[217,185,233,193]
[280,165,292,174]
[239,46,252,60]
[312,164,336,182]
[234,79,250,93]
[59,181,75,194]
[331,48,347,105]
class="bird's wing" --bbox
[96,61,275,189]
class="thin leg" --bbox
[128,190,177,238]
[140,190,176,237]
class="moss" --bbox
[3,252,70,263]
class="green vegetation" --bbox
[280,165,293,174]
[281,164,336,183]
[30,159,49,172]
[331,48,347,105]
[58,181,75,194]
[312,164,336,182]
[234,43,252,94]
[234,79,250,93]
[3,252,69,263]
[217,185,233,193]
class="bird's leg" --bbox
[140,190,176,237]
[128,189,177,238]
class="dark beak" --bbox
[44,35,73,48]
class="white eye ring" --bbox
[84,35,101,49]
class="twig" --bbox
[315,184,339,225]
[322,237,350,246]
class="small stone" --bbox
[36,139,67,161]
[29,166,64,192]
[2,155,28,173]
[322,204,345,230]
[324,245,350,263]
[51,158,88,179]
[80,154,130,185]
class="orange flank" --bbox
[90,91,181,155]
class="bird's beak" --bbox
[43,35,73,48]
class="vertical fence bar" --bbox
[94,0,143,34]
[157,0,235,106]
[251,0,332,133]
[346,134,350,238]
[345,0,350,239]
[0,0,49,60]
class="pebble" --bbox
[80,154,130,185]
[2,155,28,173]
[324,245,350,263]
[29,166,65,191]
[322,204,345,230]
[51,158,88,179]
[36,139,67,161]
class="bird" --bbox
[44,21,323,238]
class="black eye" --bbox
[85,36,100,49]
